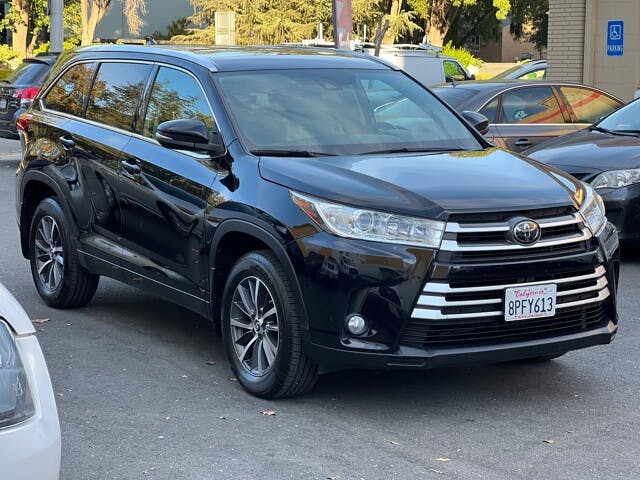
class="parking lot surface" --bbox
[1,138,639,479]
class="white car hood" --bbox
[0,283,35,335]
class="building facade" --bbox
[547,0,640,100]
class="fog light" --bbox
[346,314,368,335]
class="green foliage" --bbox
[442,40,483,68]
[64,0,83,45]
[0,45,23,69]
[0,69,12,81]
[153,17,192,40]
[509,0,548,54]
[33,40,80,55]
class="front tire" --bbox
[221,251,318,398]
[29,197,99,308]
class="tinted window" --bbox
[432,87,478,109]
[42,62,96,116]
[560,86,621,124]
[479,97,499,123]
[443,60,467,82]
[6,61,50,85]
[143,67,214,138]
[499,87,564,124]
[216,69,482,155]
[86,62,151,131]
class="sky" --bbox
[95,0,194,39]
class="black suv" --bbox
[16,46,620,398]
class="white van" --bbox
[363,44,475,87]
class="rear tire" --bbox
[29,197,99,308]
[221,250,318,398]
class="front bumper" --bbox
[293,219,619,372]
[598,183,640,242]
[308,321,616,371]
[0,335,61,480]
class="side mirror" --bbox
[469,74,476,80]
[461,110,490,135]
[155,119,225,156]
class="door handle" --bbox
[121,159,141,175]
[59,135,75,149]
[514,139,532,148]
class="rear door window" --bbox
[559,86,621,124]
[42,62,96,117]
[499,87,564,124]
[142,67,215,138]
[85,62,152,131]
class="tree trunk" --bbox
[12,1,30,57]
[81,0,110,46]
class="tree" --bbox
[153,17,192,40]
[80,0,147,45]
[185,0,334,45]
[509,0,548,57]
[1,0,49,56]
[407,0,510,47]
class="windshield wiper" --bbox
[357,147,465,155]
[250,149,336,157]
[590,125,639,136]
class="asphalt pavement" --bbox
[1,137,639,480]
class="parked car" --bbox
[0,282,61,479]
[432,80,623,152]
[16,45,619,398]
[492,59,547,80]
[525,98,640,243]
[0,54,58,139]
[363,44,475,86]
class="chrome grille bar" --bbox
[412,266,609,321]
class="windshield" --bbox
[493,62,532,79]
[5,61,49,85]
[596,99,640,131]
[215,69,483,156]
[431,87,479,109]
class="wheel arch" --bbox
[19,170,79,259]
[209,219,309,334]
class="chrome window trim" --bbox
[38,58,223,158]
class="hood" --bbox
[0,282,35,336]
[525,129,640,172]
[259,148,580,220]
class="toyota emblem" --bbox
[512,219,541,245]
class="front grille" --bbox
[402,304,608,348]
[403,266,610,348]
[438,210,592,263]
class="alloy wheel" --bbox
[229,276,280,377]
[34,215,64,292]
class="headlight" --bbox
[291,191,445,248]
[591,169,640,189]
[578,185,607,235]
[0,320,35,429]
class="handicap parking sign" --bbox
[607,20,624,56]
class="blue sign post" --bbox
[607,20,624,56]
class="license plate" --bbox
[505,283,556,321]
[0,99,6,110]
